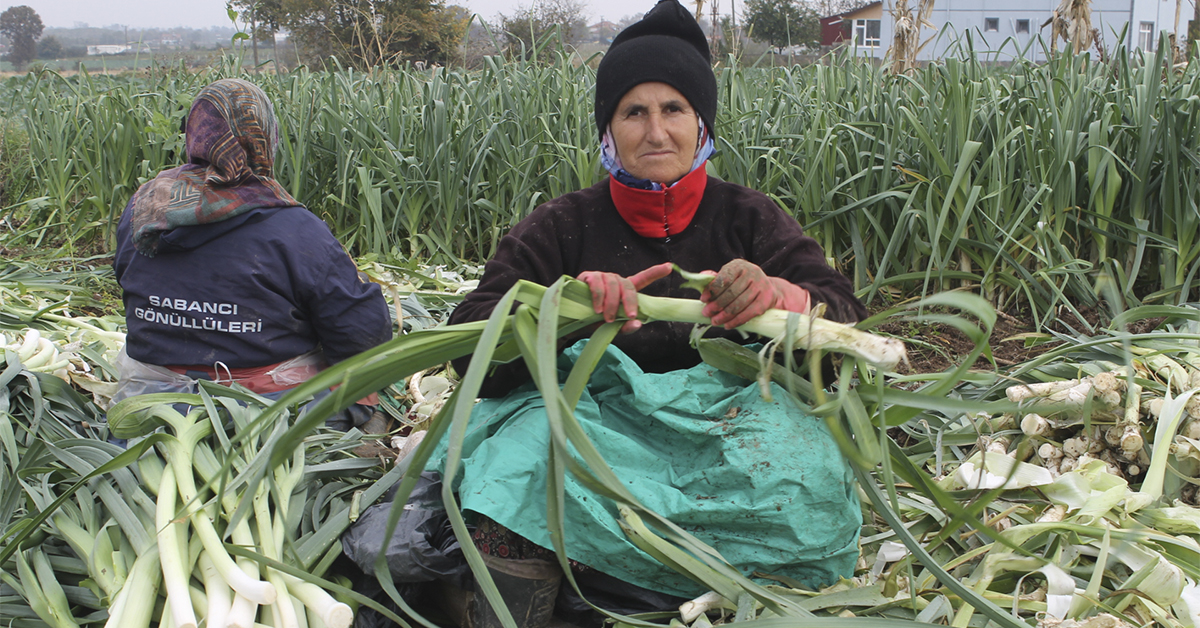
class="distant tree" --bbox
[282,0,468,67]
[35,33,61,59]
[0,5,44,70]
[231,0,285,69]
[808,0,859,18]
[715,14,740,56]
[498,0,587,61]
[614,12,643,32]
[743,0,819,52]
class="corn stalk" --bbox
[886,0,935,74]
[1046,0,1096,54]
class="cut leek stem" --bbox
[159,413,278,606]
[635,294,906,370]
[156,461,198,628]
[199,552,232,628]
[282,573,354,628]
[103,544,161,628]
[253,481,302,628]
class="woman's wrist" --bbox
[769,278,810,314]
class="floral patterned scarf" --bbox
[129,78,299,256]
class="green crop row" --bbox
[2,39,1198,326]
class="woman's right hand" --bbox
[577,262,674,333]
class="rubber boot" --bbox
[465,554,562,628]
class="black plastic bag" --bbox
[341,472,684,628]
[341,472,473,590]
[343,571,426,628]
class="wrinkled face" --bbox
[611,82,700,184]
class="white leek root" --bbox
[637,295,907,370]
[680,591,730,624]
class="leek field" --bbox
[2,38,1200,628]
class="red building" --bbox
[820,1,883,47]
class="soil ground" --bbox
[875,308,1050,375]
[874,303,1162,376]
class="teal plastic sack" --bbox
[429,341,860,597]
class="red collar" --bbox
[609,164,708,238]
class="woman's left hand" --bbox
[701,260,810,329]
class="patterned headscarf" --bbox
[129,78,299,256]
[599,112,717,191]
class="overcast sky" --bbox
[19,0,729,30]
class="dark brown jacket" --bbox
[449,176,866,395]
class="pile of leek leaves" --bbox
[3,273,1199,628]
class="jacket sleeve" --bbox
[447,209,568,396]
[297,231,393,364]
[742,195,867,325]
[113,202,133,280]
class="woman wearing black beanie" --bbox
[441,2,867,626]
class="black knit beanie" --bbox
[594,0,717,139]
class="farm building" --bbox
[86,45,130,55]
[822,0,1187,60]
[822,2,885,49]
[86,43,152,56]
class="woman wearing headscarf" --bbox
[112,78,391,428]
[432,3,867,626]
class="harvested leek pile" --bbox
[0,322,125,408]
[356,259,469,433]
[0,375,404,628]
[6,258,1200,628]
[1,260,127,409]
[0,259,465,628]
[999,319,1200,503]
[286,287,1198,628]
[791,306,1200,628]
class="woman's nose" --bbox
[644,113,669,143]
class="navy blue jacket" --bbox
[114,205,391,368]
